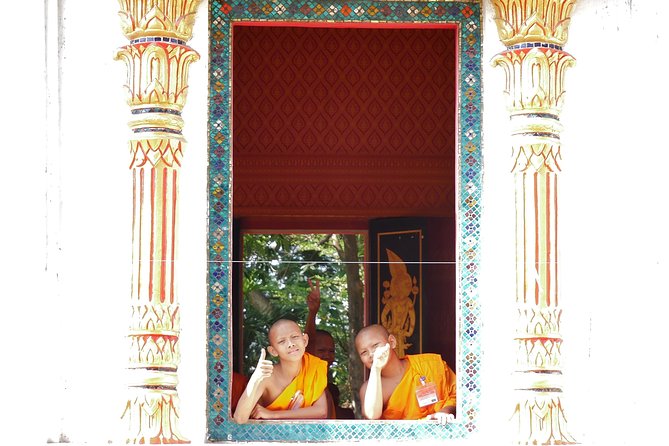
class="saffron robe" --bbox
[266,353,328,410]
[382,353,457,420]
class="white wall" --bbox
[481,0,669,446]
[477,1,518,442]
[2,2,51,445]
[559,0,669,444]
[481,1,669,445]
[3,1,208,444]
[4,0,668,445]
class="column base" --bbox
[511,390,577,445]
[122,388,189,444]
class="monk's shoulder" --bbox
[408,353,446,375]
[307,352,328,369]
[303,352,328,378]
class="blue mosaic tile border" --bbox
[206,1,482,441]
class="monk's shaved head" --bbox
[268,319,301,341]
[355,324,396,369]
[355,324,389,342]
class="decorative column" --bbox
[490,1,577,444]
[114,1,202,443]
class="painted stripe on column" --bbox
[138,168,144,300]
[171,169,177,304]
[554,174,559,307]
[132,169,138,299]
[546,173,551,307]
[149,167,156,302]
[161,167,168,303]
[519,173,526,304]
[534,172,539,306]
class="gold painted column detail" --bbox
[491,1,577,444]
[114,1,202,443]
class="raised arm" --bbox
[360,343,390,420]
[233,348,273,424]
[304,278,320,355]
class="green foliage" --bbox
[241,233,363,406]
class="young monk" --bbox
[233,319,329,423]
[355,324,456,424]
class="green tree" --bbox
[241,233,364,411]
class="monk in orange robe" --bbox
[233,319,329,423]
[355,324,456,423]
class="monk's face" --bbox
[355,327,392,369]
[313,332,335,366]
[268,320,308,362]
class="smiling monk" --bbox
[355,324,456,424]
[233,319,329,423]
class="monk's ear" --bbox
[267,345,278,357]
[388,334,397,349]
[302,332,309,347]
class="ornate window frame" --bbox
[206,1,482,441]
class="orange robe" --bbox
[382,353,457,420]
[266,353,328,410]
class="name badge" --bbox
[415,376,439,408]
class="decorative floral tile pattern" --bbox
[207,1,482,441]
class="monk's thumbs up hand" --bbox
[371,343,391,371]
[250,348,273,389]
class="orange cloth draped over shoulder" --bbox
[382,353,457,420]
[266,352,328,411]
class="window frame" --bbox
[206,1,483,441]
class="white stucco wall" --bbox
[3,1,668,445]
[3,1,209,444]
[556,1,669,444]
[482,1,669,445]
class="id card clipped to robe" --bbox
[415,375,439,408]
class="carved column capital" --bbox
[114,43,199,115]
[117,0,202,41]
[491,0,578,47]
[492,48,575,116]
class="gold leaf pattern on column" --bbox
[117,0,202,41]
[491,0,578,444]
[115,0,202,443]
[492,0,578,47]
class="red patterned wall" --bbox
[233,25,457,226]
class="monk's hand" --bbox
[249,348,273,390]
[306,278,321,313]
[371,342,391,371]
[288,390,304,410]
[425,412,455,425]
[251,404,272,420]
